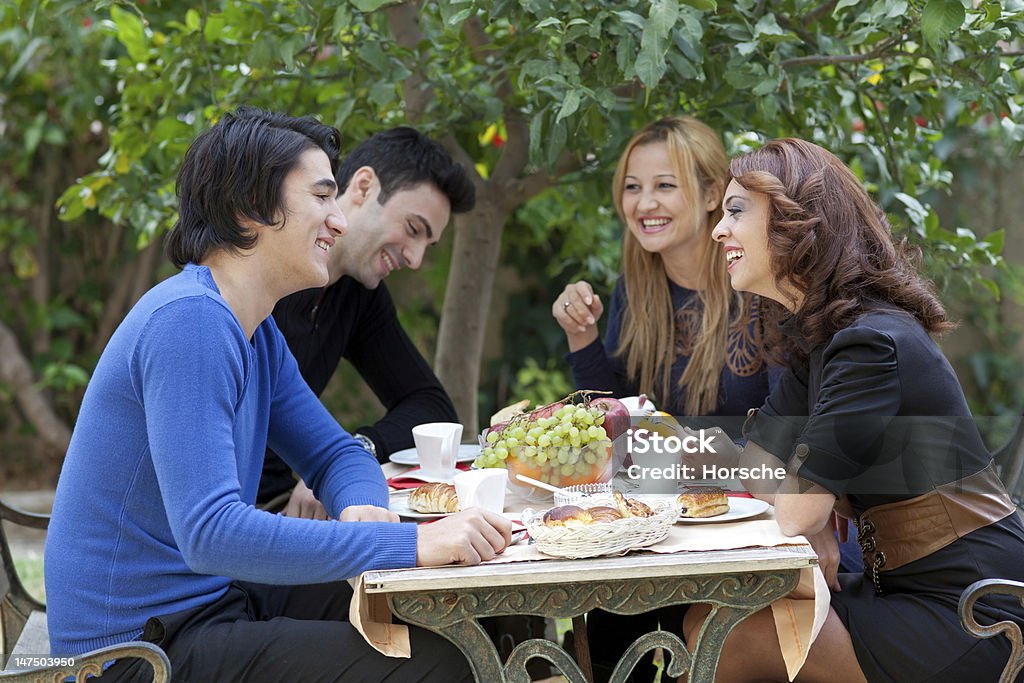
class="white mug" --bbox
[454,468,508,514]
[412,422,463,480]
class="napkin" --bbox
[386,463,472,489]
[348,574,411,657]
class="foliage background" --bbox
[1,0,1023,483]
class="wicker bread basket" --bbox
[522,496,680,559]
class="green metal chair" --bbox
[957,413,1024,683]
[0,498,170,681]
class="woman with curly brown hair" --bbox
[687,137,1024,682]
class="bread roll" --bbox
[676,486,729,518]
[408,482,460,514]
[542,505,591,527]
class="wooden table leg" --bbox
[572,614,594,683]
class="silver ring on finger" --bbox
[562,300,571,311]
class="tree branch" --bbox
[507,149,581,213]
[0,320,71,454]
[780,36,900,68]
[803,0,838,26]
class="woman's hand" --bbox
[806,525,842,592]
[552,281,604,352]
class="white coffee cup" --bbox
[412,422,463,480]
[454,468,508,514]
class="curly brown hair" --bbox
[729,138,951,357]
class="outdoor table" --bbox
[361,542,818,683]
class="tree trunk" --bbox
[434,198,508,434]
[0,320,72,454]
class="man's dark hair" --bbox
[336,127,475,214]
[166,107,341,268]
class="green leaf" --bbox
[634,0,679,89]
[110,5,149,62]
[983,228,1005,255]
[921,0,965,47]
[614,10,645,30]
[556,89,582,123]
[203,14,226,43]
[279,35,306,71]
[885,1,909,19]
[369,81,395,107]
[546,118,568,169]
[4,37,44,85]
[833,0,861,16]
[754,14,785,38]
[447,7,474,25]
[528,112,545,167]
[351,0,404,12]
[185,8,201,33]
[978,277,1001,302]
[680,0,717,10]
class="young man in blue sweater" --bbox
[44,107,510,682]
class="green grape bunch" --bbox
[473,391,630,487]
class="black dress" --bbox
[748,309,1024,682]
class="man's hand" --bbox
[552,281,604,352]
[680,425,741,472]
[806,525,842,592]
[282,480,328,520]
[340,505,400,523]
[416,508,512,567]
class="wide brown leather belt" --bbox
[856,462,1016,593]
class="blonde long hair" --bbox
[612,117,741,414]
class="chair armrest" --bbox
[0,501,49,531]
[958,578,1024,683]
[0,641,170,682]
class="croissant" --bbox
[587,506,625,524]
[677,486,729,518]
[408,482,460,514]
[613,491,654,518]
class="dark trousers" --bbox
[99,580,471,682]
[586,605,687,683]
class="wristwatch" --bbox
[353,433,377,458]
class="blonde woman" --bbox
[553,116,771,422]
[551,116,775,682]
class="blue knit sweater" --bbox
[45,265,417,655]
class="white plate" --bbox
[388,491,456,520]
[676,497,770,524]
[389,444,480,467]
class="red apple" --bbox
[588,397,630,440]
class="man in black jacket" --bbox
[258,127,475,518]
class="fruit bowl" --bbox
[474,391,632,503]
[504,442,618,503]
